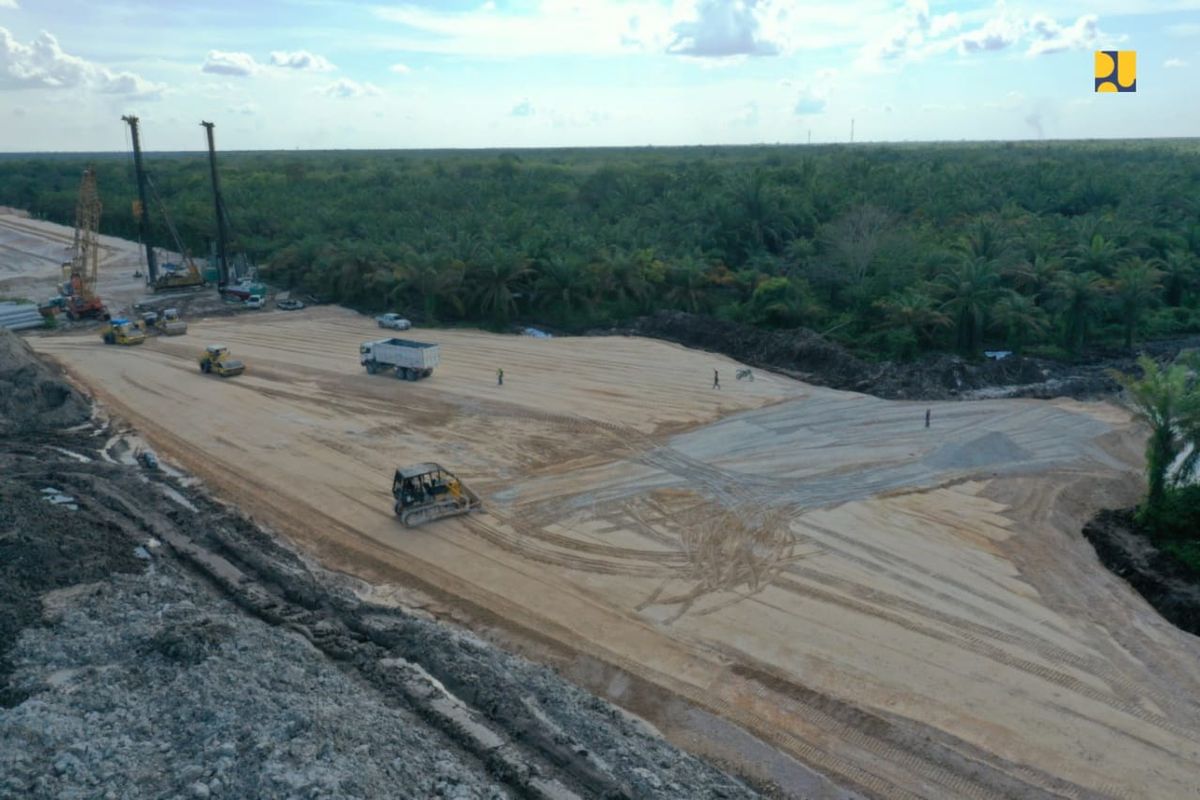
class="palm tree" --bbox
[1113,356,1191,514]
[1050,270,1104,354]
[533,254,589,321]
[664,257,710,314]
[874,288,950,349]
[1069,233,1127,276]
[1111,258,1162,349]
[956,216,1012,263]
[397,256,465,323]
[935,256,1003,354]
[1008,254,1062,305]
[991,292,1047,354]
[469,254,532,325]
[1159,249,1197,307]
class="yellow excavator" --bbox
[198,344,245,377]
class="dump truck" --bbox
[392,463,481,527]
[198,344,245,377]
[360,337,439,381]
[100,318,146,346]
[155,308,187,335]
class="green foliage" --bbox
[1137,486,1200,549]
[2,141,1199,351]
[1115,354,1200,546]
[1160,535,1200,573]
[1115,356,1191,512]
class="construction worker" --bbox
[497,367,504,386]
[713,369,720,390]
[925,408,931,428]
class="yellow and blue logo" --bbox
[1095,50,1136,92]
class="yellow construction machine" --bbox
[155,308,188,335]
[198,344,245,377]
[392,463,481,527]
[100,317,146,346]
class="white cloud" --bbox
[667,0,779,57]
[269,50,335,72]
[320,78,381,98]
[202,50,259,77]
[0,28,164,96]
[389,63,411,74]
[510,98,534,117]
[1164,57,1188,67]
[957,14,1023,54]
[0,0,19,9]
[734,101,759,126]
[984,90,1024,110]
[860,0,962,65]
[1026,14,1099,56]
[228,102,259,115]
[793,67,837,115]
[1165,22,1200,37]
[372,2,670,57]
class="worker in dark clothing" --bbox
[713,369,720,390]
[497,367,504,386]
[925,408,931,428]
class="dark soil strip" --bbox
[1082,508,1200,636]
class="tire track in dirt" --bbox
[767,572,1199,748]
[793,518,1181,717]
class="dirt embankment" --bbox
[1082,509,1200,636]
[0,334,761,800]
[599,311,1132,401]
[0,329,91,434]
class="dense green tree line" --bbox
[3,141,1199,359]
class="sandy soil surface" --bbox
[26,301,1200,800]
[0,212,154,311]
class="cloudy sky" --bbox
[0,0,1197,151]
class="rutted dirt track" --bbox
[31,306,1200,799]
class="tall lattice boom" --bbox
[68,167,102,301]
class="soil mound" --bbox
[925,431,1033,470]
[0,329,90,434]
[606,311,1122,401]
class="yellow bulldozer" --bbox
[392,463,481,527]
[100,317,146,346]
[198,344,245,377]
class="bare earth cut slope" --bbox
[30,304,1200,800]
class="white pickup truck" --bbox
[376,313,411,330]
[361,337,439,381]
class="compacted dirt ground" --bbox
[8,213,1200,799]
[23,305,1200,800]
[0,329,760,800]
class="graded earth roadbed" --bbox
[33,308,1200,800]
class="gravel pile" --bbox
[2,570,508,800]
